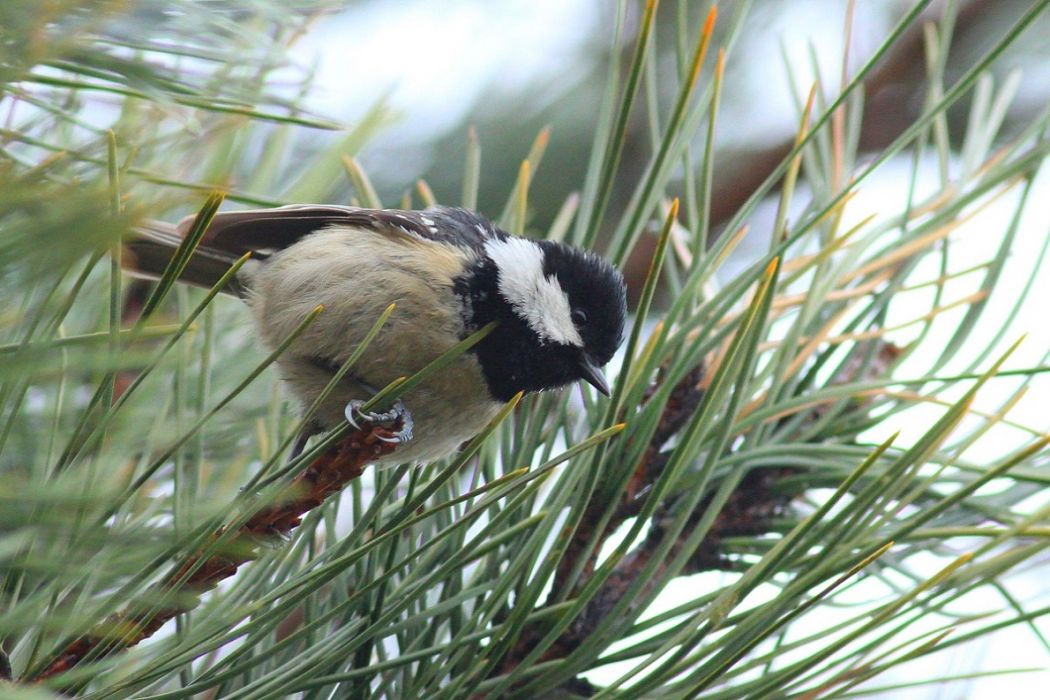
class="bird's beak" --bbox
[578,354,611,397]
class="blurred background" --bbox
[291,0,1050,239]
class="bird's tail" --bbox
[123,218,246,296]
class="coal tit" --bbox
[126,205,627,465]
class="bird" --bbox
[124,204,628,466]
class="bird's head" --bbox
[463,235,627,402]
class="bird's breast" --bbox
[242,228,501,463]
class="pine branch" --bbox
[494,341,902,692]
[550,361,707,594]
[25,420,404,684]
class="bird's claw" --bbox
[344,399,414,444]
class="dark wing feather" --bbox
[124,220,250,294]
[177,204,503,257]
[126,205,506,295]
[419,207,503,250]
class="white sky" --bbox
[292,0,599,140]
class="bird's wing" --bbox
[126,205,505,295]
[176,204,503,259]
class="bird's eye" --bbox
[571,309,588,326]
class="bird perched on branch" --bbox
[125,205,627,465]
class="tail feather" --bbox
[123,220,245,296]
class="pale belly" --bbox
[240,228,503,465]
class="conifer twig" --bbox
[27,421,403,683]
[497,341,902,692]
[550,361,707,593]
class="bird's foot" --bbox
[344,399,414,443]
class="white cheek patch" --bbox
[485,238,584,347]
